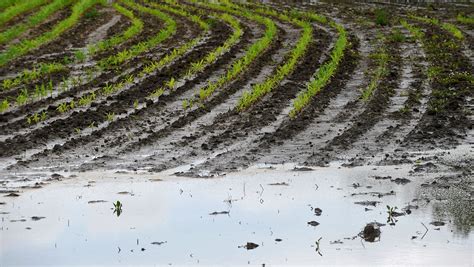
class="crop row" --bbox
[186,0,277,105]
[87,2,144,55]
[0,0,49,27]
[0,0,107,67]
[149,1,245,105]
[290,12,347,117]
[0,0,74,45]
[410,15,464,40]
[98,0,177,68]
[236,4,313,111]
[0,1,144,94]
[456,13,474,24]
[402,18,472,115]
[21,0,213,124]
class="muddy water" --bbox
[0,164,472,265]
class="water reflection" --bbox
[0,165,472,265]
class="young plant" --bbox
[16,89,29,105]
[106,112,115,121]
[0,99,9,112]
[57,102,69,113]
[74,50,86,62]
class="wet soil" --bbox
[0,3,472,255]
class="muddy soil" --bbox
[0,3,472,263]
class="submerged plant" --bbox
[113,200,123,217]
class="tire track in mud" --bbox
[0,9,197,137]
[402,22,473,150]
[5,12,255,171]
[303,35,402,166]
[335,27,431,166]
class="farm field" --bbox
[0,0,473,265]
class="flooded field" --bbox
[0,0,473,265]
[1,150,473,265]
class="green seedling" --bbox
[40,111,47,121]
[74,50,86,62]
[375,8,389,26]
[57,102,69,113]
[16,89,28,105]
[165,77,176,89]
[133,99,139,109]
[0,99,9,112]
[106,112,115,121]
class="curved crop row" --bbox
[236,5,313,111]
[0,2,143,93]
[0,0,107,67]
[18,1,210,122]
[98,0,177,68]
[141,0,209,77]
[402,19,473,115]
[410,15,464,40]
[0,0,21,11]
[0,0,74,45]
[359,35,388,101]
[87,2,144,55]
[457,13,474,25]
[178,1,276,104]
[290,14,347,117]
[1,62,65,92]
[148,3,244,103]
[0,0,50,27]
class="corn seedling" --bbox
[74,50,86,62]
[106,112,115,121]
[57,102,69,113]
[16,89,29,105]
[0,99,9,112]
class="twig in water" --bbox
[421,222,429,239]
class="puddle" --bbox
[0,164,472,265]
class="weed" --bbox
[133,99,139,109]
[84,7,99,19]
[389,29,405,42]
[375,9,389,26]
